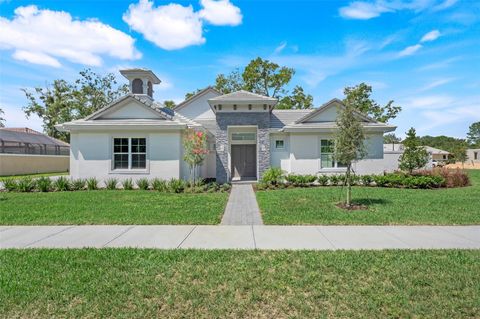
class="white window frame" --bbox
[275,139,285,150]
[111,136,149,174]
[319,139,346,170]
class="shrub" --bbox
[17,177,36,192]
[122,179,134,190]
[329,175,339,186]
[152,178,168,192]
[255,182,268,191]
[317,175,329,186]
[71,179,86,191]
[414,168,470,188]
[261,167,285,186]
[351,174,361,186]
[137,178,150,190]
[361,175,373,186]
[54,176,70,191]
[2,179,18,192]
[206,182,220,192]
[285,174,316,187]
[337,174,346,185]
[105,178,118,190]
[86,177,98,190]
[220,183,231,192]
[36,177,52,192]
[168,178,185,193]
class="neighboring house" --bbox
[56,69,396,183]
[0,127,69,175]
[467,149,480,163]
[383,143,450,169]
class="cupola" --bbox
[119,68,161,99]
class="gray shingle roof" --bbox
[270,110,313,129]
[0,128,69,146]
[209,90,277,102]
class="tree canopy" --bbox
[188,57,314,109]
[384,133,401,144]
[467,122,480,147]
[163,100,176,109]
[343,83,401,123]
[399,128,429,173]
[23,69,128,142]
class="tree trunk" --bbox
[346,163,352,207]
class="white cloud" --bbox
[421,30,441,42]
[419,77,455,91]
[403,95,454,109]
[0,5,140,67]
[398,44,422,56]
[339,1,391,19]
[273,41,287,55]
[123,0,242,50]
[199,0,242,26]
[339,0,458,20]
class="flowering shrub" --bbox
[183,129,209,185]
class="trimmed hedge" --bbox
[1,177,231,194]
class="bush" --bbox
[372,172,445,189]
[220,183,231,192]
[206,182,220,192]
[71,179,85,191]
[261,167,284,186]
[317,175,329,186]
[122,179,134,190]
[329,175,339,186]
[285,174,316,187]
[361,175,373,186]
[36,177,52,192]
[54,176,70,191]
[152,178,168,192]
[168,178,185,193]
[137,178,150,190]
[2,179,17,192]
[413,168,470,188]
[17,177,36,192]
[86,177,98,190]
[105,178,118,190]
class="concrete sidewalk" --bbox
[1,225,479,250]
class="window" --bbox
[320,139,335,168]
[232,132,256,141]
[113,138,146,170]
[275,140,284,149]
[132,78,143,94]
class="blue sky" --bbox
[1,0,479,138]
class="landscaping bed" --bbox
[0,190,228,225]
[256,170,480,225]
[1,249,478,318]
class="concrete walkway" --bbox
[1,225,479,250]
[221,184,263,225]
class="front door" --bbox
[231,144,256,179]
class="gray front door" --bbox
[231,145,256,179]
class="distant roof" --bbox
[209,90,278,103]
[424,146,450,155]
[0,128,69,146]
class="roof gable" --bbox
[295,98,376,124]
[86,95,168,121]
[174,87,222,111]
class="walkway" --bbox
[1,225,479,250]
[221,184,263,225]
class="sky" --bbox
[0,0,479,138]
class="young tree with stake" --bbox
[335,95,366,208]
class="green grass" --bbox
[257,170,480,225]
[0,171,68,179]
[1,249,478,318]
[0,191,228,225]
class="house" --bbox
[467,149,480,163]
[56,69,396,183]
[0,127,69,175]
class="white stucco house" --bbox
[56,69,397,183]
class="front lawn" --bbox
[1,249,478,318]
[257,170,480,225]
[0,191,228,225]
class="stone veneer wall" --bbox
[215,112,270,183]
